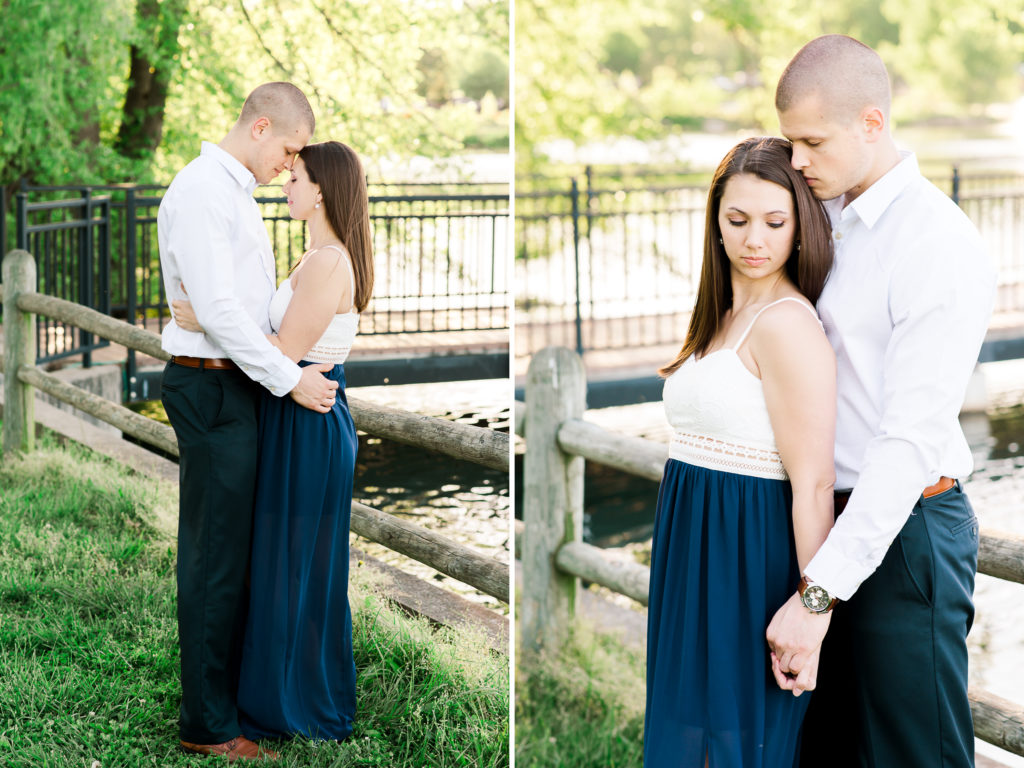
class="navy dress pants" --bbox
[799,483,978,768]
[162,361,261,744]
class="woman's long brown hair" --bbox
[298,141,375,312]
[659,136,833,377]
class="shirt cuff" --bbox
[803,539,870,602]
[256,358,302,397]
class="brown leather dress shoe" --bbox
[179,735,279,762]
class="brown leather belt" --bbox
[834,476,955,516]
[171,355,239,371]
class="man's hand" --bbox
[289,363,339,413]
[770,644,822,697]
[171,299,203,333]
[766,591,832,696]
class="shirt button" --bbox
[834,231,843,240]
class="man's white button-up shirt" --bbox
[158,142,301,396]
[805,152,996,600]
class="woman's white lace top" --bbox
[268,245,359,364]
[662,297,821,480]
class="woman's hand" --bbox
[172,298,204,333]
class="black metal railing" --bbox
[7,181,509,380]
[14,191,112,367]
[516,163,1024,357]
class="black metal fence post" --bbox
[952,164,961,206]
[125,188,138,398]
[80,189,94,368]
[97,197,111,320]
[1,186,7,259]
[570,177,584,356]
[15,192,27,250]
[584,166,595,351]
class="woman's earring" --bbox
[315,200,321,209]
[718,237,723,245]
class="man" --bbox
[765,35,996,767]
[158,82,338,761]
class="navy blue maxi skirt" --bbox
[237,362,358,742]
[644,459,808,768]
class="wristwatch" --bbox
[798,576,838,614]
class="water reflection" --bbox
[348,379,510,612]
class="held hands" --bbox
[290,363,339,413]
[765,591,832,696]
[770,645,822,698]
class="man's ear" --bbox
[251,116,271,140]
[861,106,885,142]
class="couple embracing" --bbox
[158,82,372,760]
[644,36,996,767]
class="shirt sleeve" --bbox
[804,226,995,600]
[163,186,302,396]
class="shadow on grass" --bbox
[0,444,508,767]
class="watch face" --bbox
[801,585,831,613]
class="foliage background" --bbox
[0,0,510,191]
[515,0,1024,171]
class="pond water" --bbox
[537,104,1024,170]
[347,379,510,613]
[515,359,1024,766]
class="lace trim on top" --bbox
[304,340,354,365]
[669,431,788,481]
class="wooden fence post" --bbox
[521,346,586,653]
[3,249,36,456]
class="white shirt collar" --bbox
[200,141,257,195]
[840,151,919,229]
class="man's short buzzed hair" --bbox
[238,82,315,136]
[776,35,892,124]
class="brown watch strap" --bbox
[798,575,838,613]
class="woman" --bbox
[174,140,373,743]
[644,137,835,767]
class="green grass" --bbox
[515,626,645,767]
[0,444,509,767]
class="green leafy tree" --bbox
[1,0,508,193]
[418,48,453,107]
[0,0,141,187]
[116,0,189,160]
[460,49,510,103]
[602,31,643,77]
[516,0,1024,172]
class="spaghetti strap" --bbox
[319,244,357,314]
[732,297,819,351]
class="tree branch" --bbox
[236,0,293,78]
[308,0,450,139]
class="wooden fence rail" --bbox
[1,249,509,604]
[519,345,1024,757]
[8,286,509,472]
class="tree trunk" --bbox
[116,0,187,159]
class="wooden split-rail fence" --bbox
[517,345,1024,758]
[1,249,510,608]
